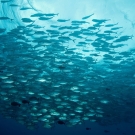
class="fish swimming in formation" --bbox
[0,0,134,131]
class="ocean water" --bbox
[0,0,135,135]
[1,114,135,135]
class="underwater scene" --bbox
[0,0,135,135]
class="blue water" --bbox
[0,0,135,135]
[0,115,135,135]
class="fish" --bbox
[31,13,45,17]
[0,17,13,20]
[114,35,133,42]
[71,20,89,24]
[111,27,123,30]
[44,13,59,16]
[57,19,70,22]
[22,100,30,104]
[87,26,98,30]
[92,19,110,23]
[21,18,35,23]
[38,17,53,20]
[104,30,117,34]
[11,102,21,107]
[34,31,46,35]
[86,127,91,130]
[105,23,118,27]
[57,120,65,125]
[104,130,110,133]
[1,0,10,3]
[20,7,33,10]
[82,13,94,20]
[50,25,60,28]
[9,4,20,7]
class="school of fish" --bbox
[0,0,135,130]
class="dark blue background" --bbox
[0,115,135,135]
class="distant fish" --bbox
[20,7,32,10]
[11,102,21,107]
[106,88,110,91]
[21,18,35,23]
[87,26,98,30]
[22,99,30,104]
[1,0,10,3]
[9,4,20,7]
[104,30,117,34]
[57,19,70,22]
[105,23,118,27]
[114,35,133,42]
[31,13,45,17]
[92,19,110,23]
[57,120,65,125]
[0,17,13,21]
[44,13,59,17]
[58,65,66,70]
[104,130,110,133]
[86,127,91,130]
[39,17,53,20]
[72,20,89,24]
[111,27,123,30]
[82,13,94,20]
[34,31,46,35]
[50,25,60,28]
